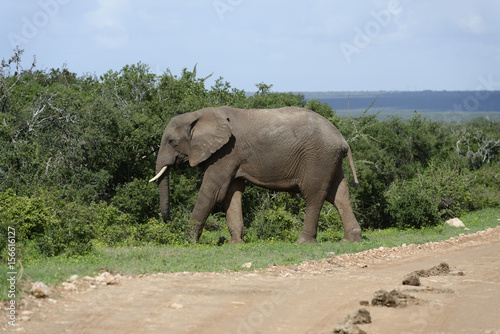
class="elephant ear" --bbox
[189,109,232,167]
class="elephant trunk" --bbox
[157,167,171,222]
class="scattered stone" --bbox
[241,262,252,269]
[68,275,79,282]
[62,282,77,291]
[82,276,96,282]
[357,263,368,268]
[404,287,455,294]
[170,303,184,309]
[371,289,396,307]
[359,300,370,306]
[371,289,418,308]
[412,262,450,277]
[445,218,465,228]
[95,272,120,285]
[347,308,371,325]
[333,324,366,334]
[402,273,421,286]
[31,282,51,298]
[333,309,371,334]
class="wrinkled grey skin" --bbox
[152,106,362,244]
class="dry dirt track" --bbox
[15,226,500,334]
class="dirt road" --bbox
[13,226,500,333]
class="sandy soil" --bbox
[8,225,500,334]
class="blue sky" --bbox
[1,0,499,92]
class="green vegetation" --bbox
[1,48,499,270]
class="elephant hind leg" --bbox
[224,178,245,244]
[296,190,328,243]
[326,172,362,242]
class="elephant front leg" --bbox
[224,179,245,244]
[189,181,219,243]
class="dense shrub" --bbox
[0,190,131,260]
[111,178,159,224]
[250,207,302,241]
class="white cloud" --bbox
[85,0,131,49]
[458,14,486,34]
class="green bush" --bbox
[0,189,134,261]
[318,202,343,231]
[385,179,440,229]
[385,160,476,228]
[250,207,302,241]
[111,178,159,224]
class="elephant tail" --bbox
[346,145,359,187]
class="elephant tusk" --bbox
[149,166,168,182]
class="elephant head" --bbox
[149,108,232,222]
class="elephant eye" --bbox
[168,139,176,147]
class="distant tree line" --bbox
[1,49,499,260]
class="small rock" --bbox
[413,262,450,277]
[445,218,465,228]
[347,308,371,325]
[334,309,370,334]
[31,282,51,298]
[359,300,370,306]
[68,275,79,282]
[372,289,419,308]
[82,276,95,282]
[241,262,252,269]
[333,324,366,334]
[48,298,57,304]
[62,282,77,291]
[96,272,120,285]
[371,289,396,307]
[402,273,421,286]
[358,263,368,268]
[170,303,184,309]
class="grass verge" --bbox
[1,207,499,300]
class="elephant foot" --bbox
[342,229,362,243]
[189,230,202,244]
[229,239,245,245]
[296,234,318,244]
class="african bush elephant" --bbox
[150,106,362,243]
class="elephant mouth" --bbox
[149,166,168,183]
